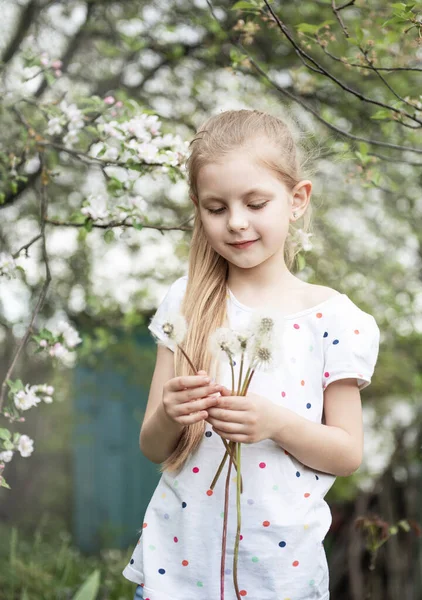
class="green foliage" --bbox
[0,522,135,600]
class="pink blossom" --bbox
[104,96,115,105]
[51,60,62,69]
[54,70,62,78]
[115,101,123,108]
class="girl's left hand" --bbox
[206,386,277,444]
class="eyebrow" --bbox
[200,188,273,203]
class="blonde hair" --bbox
[159,109,314,474]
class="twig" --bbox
[12,234,42,259]
[0,158,52,412]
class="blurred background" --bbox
[0,1,422,599]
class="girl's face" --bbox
[194,146,311,272]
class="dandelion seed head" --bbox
[208,327,241,362]
[154,312,187,347]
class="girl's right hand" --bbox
[162,370,222,425]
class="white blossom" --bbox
[81,194,110,221]
[57,321,82,348]
[14,385,39,411]
[0,252,18,279]
[0,451,13,463]
[18,435,34,458]
[47,117,63,136]
[43,396,53,404]
[49,342,68,358]
[296,229,313,251]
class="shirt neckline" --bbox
[227,287,347,320]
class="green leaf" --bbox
[0,477,11,489]
[103,230,115,244]
[370,109,392,120]
[232,1,257,10]
[84,219,93,233]
[389,525,398,535]
[72,569,100,600]
[398,519,411,532]
[132,223,144,231]
[0,428,11,440]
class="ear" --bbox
[290,180,312,217]
[190,194,198,207]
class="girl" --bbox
[123,109,380,600]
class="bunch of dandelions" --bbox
[207,310,284,600]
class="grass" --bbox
[0,517,137,600]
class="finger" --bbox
[206,408,245,422]
[212,427,250,443]
[168,375,211,392]
[207,417,245,433]
[177,395,220,416]
[178,384,222,403]
[177,410,209,425]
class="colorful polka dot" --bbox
[182,502,187,508]
[293,324,300,329]
[324,371,329,377]
[354,330,360,335]
[192,467,199,473]
[306,403,311,409]
[174,480,178,487]
[130,559,134,564]
[174,537,178,543]
[309,579,315,586]
[182,560,189,566]
[259,462,266,469]
[292,561,299,567]
[158,568,166,574]
[164,513,169,519]
[240,591,247,596]
[161,492,166,499]
[263,520,270,527]
[197,581,203,587]
[315,475,319,480]
[273,485,278,491]
[296,471,301,477]
[333,339,339,345]
[279,541,286,547]
[316,312,323,319]
[206,489,213,496]
[252,555,259,562]
[247,498,254,505]
[225,568,232,575]
[240,534,243,540]
[309,345,314,351]
[323,331,328,338]
[205,431,212,437]
[149,545,156,550]
[301,380,305,386]
[281,391,286,397]
[284,450,289,455]
[304,492,311,498]
[143,523,148,528]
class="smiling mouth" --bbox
[229,239,259,248]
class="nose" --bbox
[227,209,248,232]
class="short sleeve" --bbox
[148,275,188,352]
[323,305,380,391]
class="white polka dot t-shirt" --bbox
[123,275,380,600]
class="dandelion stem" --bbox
[229,357,235,398]
[176,344,198,374]
[221,450,233,600]
[210,438,243,493]
[233,441,242,600]
[237,351,244,396]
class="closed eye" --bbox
[206,202,268,215]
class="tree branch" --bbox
[0,158,52,413]
[262,1,422,126]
